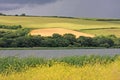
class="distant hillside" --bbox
[0,16,120,37]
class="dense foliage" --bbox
[0,25,22,29]
[0,28,120,48]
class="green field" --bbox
[81,28,120,37]
[0,16,120,37]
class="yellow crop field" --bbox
[0,16,120,37]
[0,16,120,29]
[30,28,94,37]
[0,60,120,80]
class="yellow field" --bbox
[0,16,120,29]
[0,59,120,80]
[30,28,94,37]
[0,16,120,37]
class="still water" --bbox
[0,49,120,58]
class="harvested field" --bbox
[30,28,94,37]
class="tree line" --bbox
[0,25,22,30]
[0,29,120,48]
[0,13,26,16]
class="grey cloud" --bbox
[0,0,58,4]
[0,0,58,10]
[1,0,120,18]
[33,0,120,18]
[0,4,23,10]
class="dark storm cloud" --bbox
[0,0,58,10]
[1,0,120,18]
[0,0,58,4]
[0,4,22,10]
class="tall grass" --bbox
[0,56,47,74]
[57,55,118,66]
[0,56,120,80]
[0,55,118,75]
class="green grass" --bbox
[0,16,120,37]
[81,28,120,37]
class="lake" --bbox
[0,49,120,58]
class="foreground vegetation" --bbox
[0,55,118,74]
[0,55,119,80]
[1,61,120,80]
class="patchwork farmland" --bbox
[0,16,120,37]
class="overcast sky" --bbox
[0,0,120,18]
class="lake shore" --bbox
[0,47,117,50]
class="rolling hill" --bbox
[0,16,120,37]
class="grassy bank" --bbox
[0,55,119,80]
[0,55,118,74]
[1,60,120,80]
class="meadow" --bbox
[0,55,119,80]
[0,16,120,37]
[81,28,120,37]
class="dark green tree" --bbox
[77,36,93,47]
[20,13,26,16]
[63,33,76,45]
[52,33,62,39]
[93,36,114,48]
